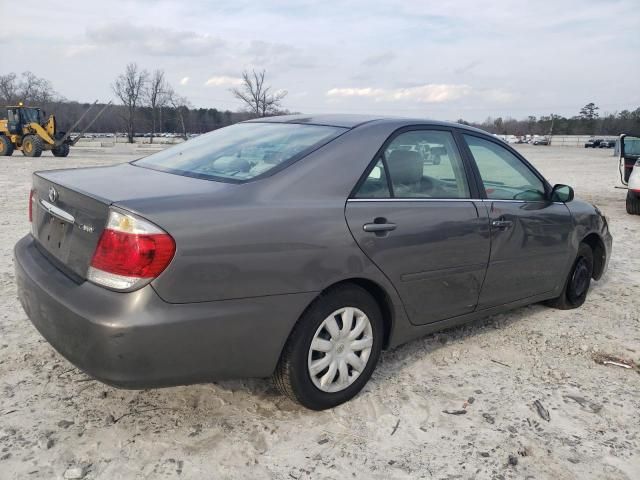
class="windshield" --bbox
[21,108,40,123]
[134,122,347,182]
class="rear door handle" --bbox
[363,222,397,233]
[491,219,513,229]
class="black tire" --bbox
[52,143,70,157]
[273,284,384,410]
[545,243,593,310]
[626,191,640,215]
[0,135,13,156]
[22,135,43,157]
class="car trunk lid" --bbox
[31,163,235,281]
[31,173,110,281]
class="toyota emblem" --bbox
[48,186,58,203]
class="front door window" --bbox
[464,135,545,201]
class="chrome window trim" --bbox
[347,198,565,205]
[347,198,477,203]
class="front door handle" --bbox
[363,221,397,233]
[491,219,513,229]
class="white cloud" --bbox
[389,84,472,103]
[204,76,243,87]
[179,77,190,86]
[327,87,385,98]
[327,84,472,103]
[87,22,224,57]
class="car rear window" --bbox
[134,122,347,182]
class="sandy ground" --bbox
[0,143,638,480]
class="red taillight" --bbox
[90,230,175,278]
[29,189,34,222]
[87,209,175,291]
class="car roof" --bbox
[244,114,383,128]
[244,113,490,135]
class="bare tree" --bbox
[167,88,191,140]
[231,70,287,117]
[0,73,18,104]
[112,63,148,143]
[146,70,170,143]
[0,71,59,105]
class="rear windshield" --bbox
[134,122,347,182]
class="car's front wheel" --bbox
[273,284,383,410]
[545,243,594,310]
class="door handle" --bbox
[491,219,513,229]
[363,222,397,233]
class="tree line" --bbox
[0,69,261,142]
[2,70,638,140]
[109,64,289,142]
[457,102,640,137]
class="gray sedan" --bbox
[14,115,612,410]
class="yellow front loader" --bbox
[0,101,111,157]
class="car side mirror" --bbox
[550,184,574,203]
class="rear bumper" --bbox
[14,235,316,388]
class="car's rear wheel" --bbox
[273,284,383,410]
[545,243,594,310]
[626,191,640,215]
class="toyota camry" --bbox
[14,115,612,410]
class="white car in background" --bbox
[619,135,640,214]
[627,163,640,214]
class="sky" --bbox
[2,0,639,121]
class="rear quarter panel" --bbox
[117,121,406,306]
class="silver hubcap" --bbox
[307,307,374,393]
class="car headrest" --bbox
[387,150,422,184]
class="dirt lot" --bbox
[0,143,638,480]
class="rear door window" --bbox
[355,159,391,198]
[355,129,470,199]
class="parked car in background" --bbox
[619,134,640,214]
[585,138,602,148]
[599,139,615,148]
[14,115,612,410]
[532,137,550,145]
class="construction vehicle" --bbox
[618,134,640,214]
[0,101,111,158]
